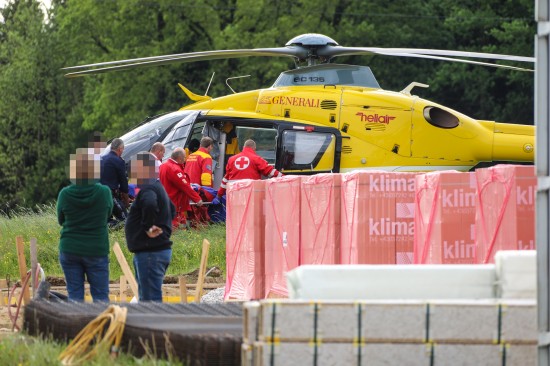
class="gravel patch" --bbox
[201,286,225,303]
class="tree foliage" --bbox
[0,0,535,208]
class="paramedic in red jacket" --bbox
[217,139,283,197]
[184,136,214,187]
[159,148,203,228]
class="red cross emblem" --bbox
[234,156,250,170]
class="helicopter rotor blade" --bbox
[63,47,306,77]
[370,51,533,72]
[318,46,534,63]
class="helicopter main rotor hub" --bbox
[286,33,339,66]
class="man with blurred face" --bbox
[125,152,176,301]
[57,148,113,302]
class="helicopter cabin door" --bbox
[339,90,412,159]
[276,125,341,174]
[203,123,281,188]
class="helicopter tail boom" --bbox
[490,122,535,162]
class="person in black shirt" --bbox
[125,152,176,301]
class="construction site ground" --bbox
[0,268,226,336]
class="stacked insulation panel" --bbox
[300,174,341,265]
[341,171,417,264]
[414,171,477,264]
[286,264,496,300]
[495,250,537,299]
[225,179,266,301]
[242,299,536,366]
[264,176,302,298]
[475,165,536,263]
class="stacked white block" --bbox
[495,250,537,299]
[286,264,497,300]
[432,344,536,366]
[500,300,537,344]
[242,300,536,366]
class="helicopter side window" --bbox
[163,125,191,161]
[235,126,278,164]
[423,106,459,129]
[121,114,182,145]
[280,130,335,171]
[185,122,206,152]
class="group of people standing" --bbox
[56,133,282,303]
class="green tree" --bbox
[0,0,536,208]
[424,0,534,123]
[0,0,84,209]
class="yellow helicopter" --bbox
[64,33,535,188]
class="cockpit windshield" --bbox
[272,64,380,88]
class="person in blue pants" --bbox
[125,152,176,301]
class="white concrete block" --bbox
[362,301,427,343]
[429,300,500,343]
[433,344,503,366]
[504,344,537,365]
[259,301,315,342]
[243,301,261,344]
[316,303,359,342]
[361,344,431,366]
[256,342,357,366]
[258,300,359,342]
[241,343,253,366]
[500,300,537,344]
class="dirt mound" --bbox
[165,266,224,284]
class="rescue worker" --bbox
[222,122,240,156]
[184,136,214,187]
[159,148,203,229]
[217,139,283,197]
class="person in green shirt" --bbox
[57,148,113,302]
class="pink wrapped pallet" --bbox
[414,171,477,264]
[301,174,341,265]
[475,165,536,264]
[341,171,417,265]
[264,176,302,298]
[224,179,266,301]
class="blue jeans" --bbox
[59,252,110,302]
[133,249,171,302]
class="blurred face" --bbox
[130,156,158,183]
[88,134,106,154]
[69,148,100,184]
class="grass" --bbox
[0,333,183,366]
[0,204,227,280]
[0,205,227,364]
